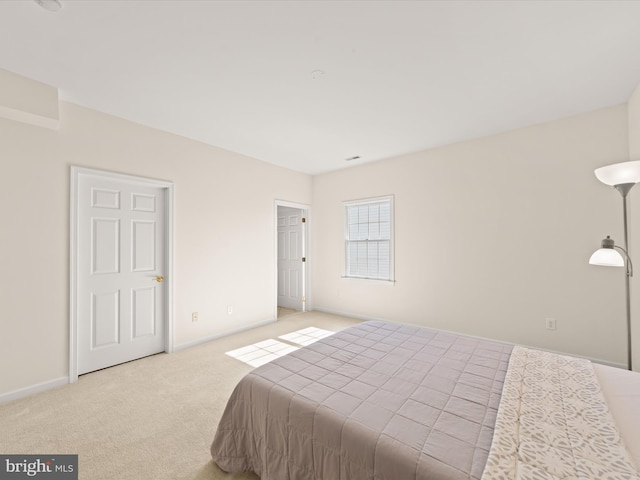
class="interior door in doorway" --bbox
[77,174,166,375]
[277,206,304,311]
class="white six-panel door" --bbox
[277,206,304,311]
[77,173,166,375]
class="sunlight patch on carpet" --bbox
[225,339,298,367]
[278,327,334,346]
[225,327,335,367]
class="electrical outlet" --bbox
[545,317,556,330]
[192,312,199,322]
[227,305,233,315]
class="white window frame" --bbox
[343,195,395,283]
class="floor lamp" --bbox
[589,160,640,371]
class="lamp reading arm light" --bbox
[590,236,633,276]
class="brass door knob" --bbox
[155,275,164,283]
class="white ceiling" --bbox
[2,1,640,175]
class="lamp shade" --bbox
[589,248,624,267]
[594,160,640,187]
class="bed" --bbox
[211,320,640,480]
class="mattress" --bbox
[594,363,640,466]
[211,320,513,480]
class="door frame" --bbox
[69,166,175,383]
[275,200,311,318]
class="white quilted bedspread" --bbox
[482,346,639,480]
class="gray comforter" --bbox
[211,320,513,479]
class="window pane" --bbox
[349,224,358,239]
[369,204,379,223]
[378,241,390,261]
[358,205,369,224]
[379,241,390,277]
[368,243,378,277]
[348,206,359,224]
[380,221,390,239]
[357,242,367,275]
[380,203,390,221]
[358,223,368,240]
[348,243,358,274]
[369,222,380,240]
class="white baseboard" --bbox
[312,307,389,323]
[0,319,277,404]
[312,307,628,369]
[0,376,69,404]
[174,318,277,351]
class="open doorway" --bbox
[275,201,309,319]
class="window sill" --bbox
[341,276,395,285]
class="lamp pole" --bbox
[615,183,634,371]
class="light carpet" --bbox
[0,311,361,479]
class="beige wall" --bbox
[311,105,634,367]
[628,83,640,159]
[3,66,640,399]
[0,96,311,397]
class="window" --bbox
[344,196,394,282]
